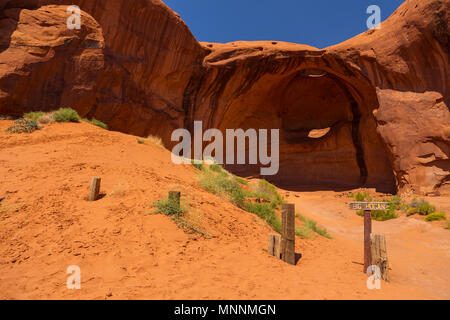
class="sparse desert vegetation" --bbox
[350,192,446,223]
[82,118,108,130]
[23,109,108,130]
[147,135,165,147]
[6,118,41,133]
[151,193,210,236]
[196,163,330,239]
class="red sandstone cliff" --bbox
[0,0,448,195]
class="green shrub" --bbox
[152,197,185,216]
[24,111,45,123]
[425,212,446,222]
[6,118,41,133]
[357,208,397,221]
[191,160,204,171]
[246,202,281,233]
[371,209,398,221]
[417,201,435,216]
[353,192,372,202]
[137,138,145,144]
[407,207,418,216]
[53,108,80,122]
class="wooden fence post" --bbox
[281,203,295,265]
[370,234,389,282]
[364,210,372,273]
[268,234,281,258]
[88,177,101,201]
[169,191,181,209]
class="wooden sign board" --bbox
[349,202,389,211]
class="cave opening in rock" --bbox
[215,68,396,193]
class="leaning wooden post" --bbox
[281,203,295,265]
[88,177,101,201]
[363,210,372,273]
[169,191,181,209]
[370,234,389,282]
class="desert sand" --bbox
[1,120,449,300]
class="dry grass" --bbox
[176,208,210,237]
[147,135,164,148]
[108,181,129,197]
[38,112,55,124]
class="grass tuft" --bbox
[147,135,164,148]
[82,118,108,130]
[151,197,185,216]
[295,213,332,239]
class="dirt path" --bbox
[0,120,448,299]
[283,191,450,299]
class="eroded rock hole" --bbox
[219,69,394,192]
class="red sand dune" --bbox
[1,121,449,299]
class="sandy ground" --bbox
[0,120,449,300]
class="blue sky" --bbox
[163,0,405,48]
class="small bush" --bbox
[357,208,397,221]
[53,108,80,122]
[24,111,45,123]
[6,118,41,133]
[407,207,418,216]
[354,192,372,202]
[137,138,145,144]
[425,212,446,222]
[417,201,435,216]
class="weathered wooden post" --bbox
[363,210,372,273]
[88,177,101,201]
[169,191,181,209]
[370,234,389,282]
[349,201,389,273]
[268,234,281,258]
[281,203,295,265]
